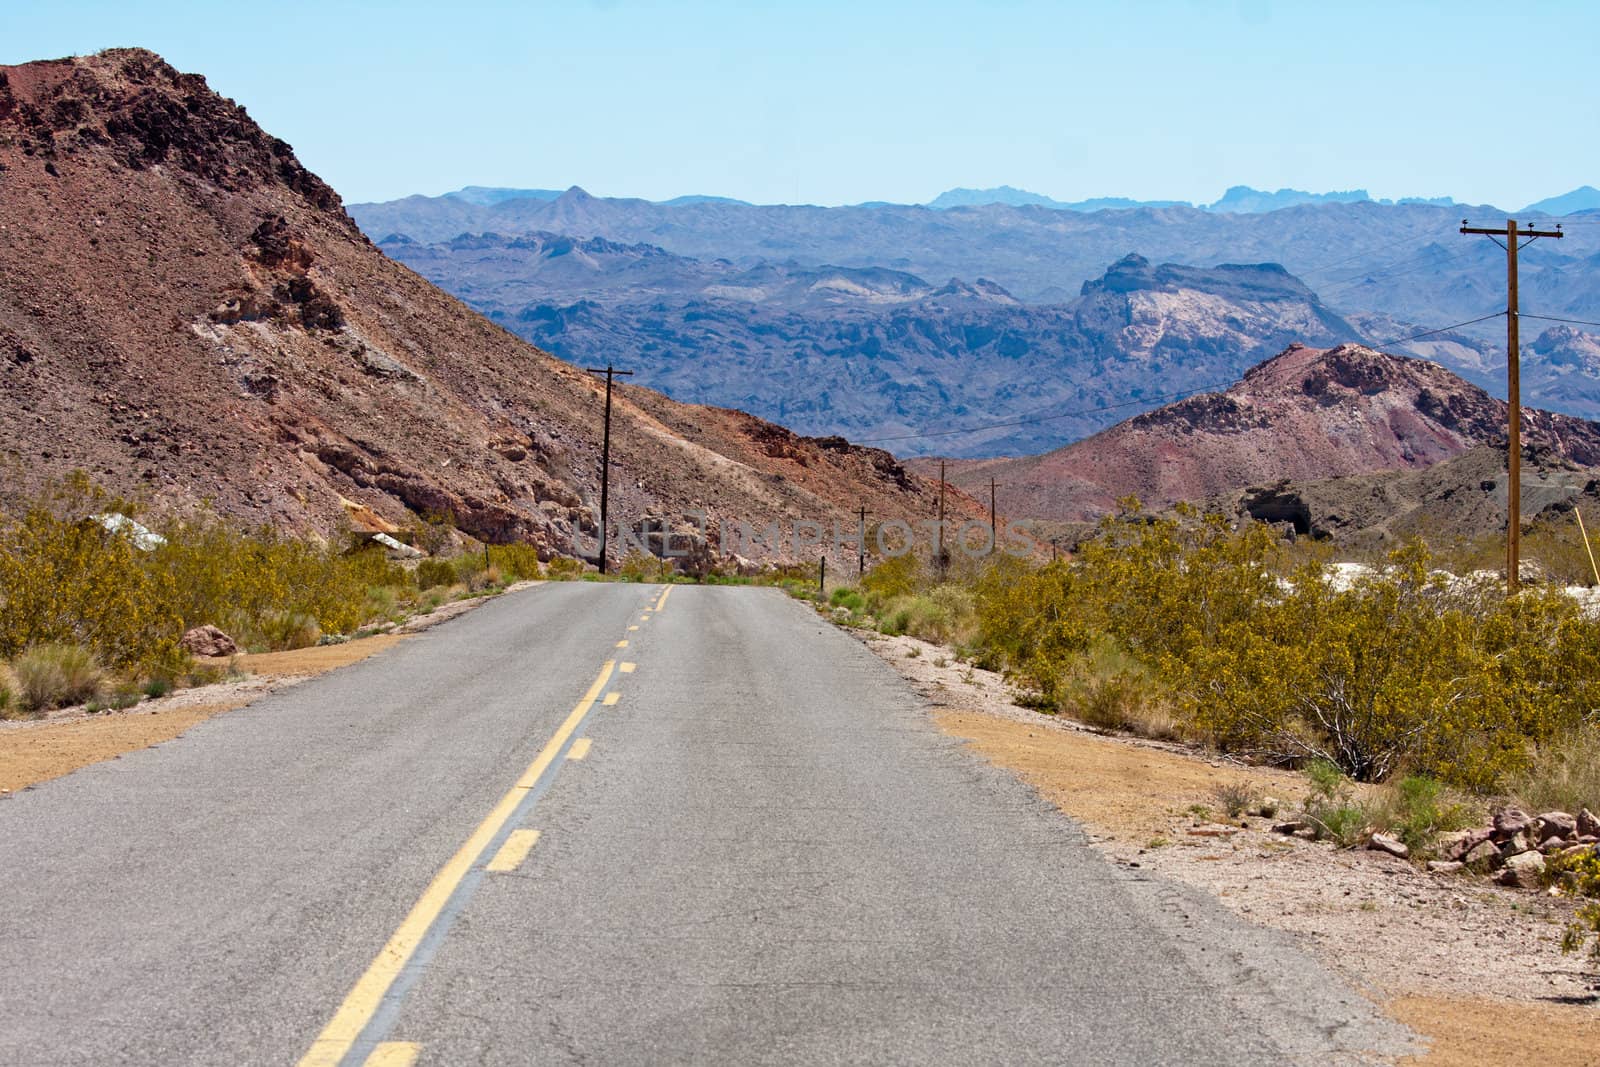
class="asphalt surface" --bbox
[0,582,1414,1065]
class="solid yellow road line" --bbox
[363,1042,420,1067]
[485,829,541,873]
[619,662,636,674]
[297,660,615,1067]
[568,738,592,761]
[616,639,628,648]
[603,693,620,706]
[654,585,673,612]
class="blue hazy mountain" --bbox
[1522,186,1600,216]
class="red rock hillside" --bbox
[935,343,1600,522]
[0,49,964,566]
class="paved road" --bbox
[0,583,1412,1065]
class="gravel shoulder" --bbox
[861,629,1600,1067]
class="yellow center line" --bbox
[485,829,541,873]
[619,662,636,674]
[615,639,628,648]
[363,1043,420,1067]
[602,693,620,706]
[297,660,615,1067]
[654,585,673,612]
[628,625,639,631]
[568,738,593,761]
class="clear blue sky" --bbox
[4,0,1594,208]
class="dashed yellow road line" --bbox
[603,693,620,706]
[363,1043,419,1067]
[297,660,615,1067]
[628,625,639,632]
[616,639,629,648]
[568,738,593,761]
[619,662,636,674]
[485,829,542,873]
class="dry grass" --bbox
[14,644,103,713]
[1510,726,1600,816]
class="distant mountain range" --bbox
[379,232,1373,456]
[416,183,1600,216]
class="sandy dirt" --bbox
[864,630,1600,1065]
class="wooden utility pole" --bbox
[585,364,634,575]
[857,505,867,578]
[989,476,997,556]
[936,460,947,578]
[1460,220,1563,592]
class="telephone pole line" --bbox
[585,364,634,575]
[989,476,998,556]
[857,504,867,578]
[936,460,947,579]
[1460,219,1563,592]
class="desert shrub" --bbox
[618,551,670,583]
[415,558,456,590]
[1212,782,1257,819]
[406,511,456,556]
[1369,775,1474,857]
[0,661,18,719]
[14,643,104,711]
[829,588,866,613]
[259,611,322,651]
[1510,726,1600,815]
[1300,759,1372,847]
[1553,849,1600,962]
[494,543,544,581]
[861,552,922,606]
[544,556,587,580]
[1048,634,1181,739]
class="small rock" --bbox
[1577,809,1599,838]
[1541,838,1569,853]
[1253,796,1282,818]
[1578,835,1598,846]
[1496,850,1546,889]
[179,624,238,657]
[1558,843,1596,861]
[1493,808,1534,839]
[1536,811,1577,842]
[1273,821,1307,835]
[1464,840,1504,870]
[1439,828,1490,860]
[1427,860,1464,875]
[1187,823,1240,837]
[1369,833,1410,860]
[1500,831,1532,857]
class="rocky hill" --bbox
[377,233,1365,455]
[931,344,1600,522]
[0,49,956,567]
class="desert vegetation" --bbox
[825,502,1600,956]
[0,475,546,715]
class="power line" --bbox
[1521,313,1600,329]
[1372,311,1506,347]
[853,381,1239,445]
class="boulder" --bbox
[1492,808,1534,839]
[179,624,237,657]
[1368,833,1410,860]
[1427,860,1464,875]
[1536,811,1577,842]
[1496,850,1546,889]
[1578,809,1600,838]
[1440,828,1491,860]
[1500,832,1532,857]
[1464,840,1503,870]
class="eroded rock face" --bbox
[0,49,958,570]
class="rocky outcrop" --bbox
[936,344,1600,522]
[0,50,960,570]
